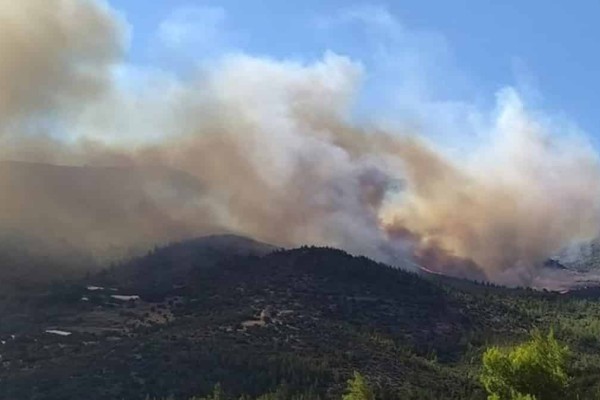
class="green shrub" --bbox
[480,330,570,400]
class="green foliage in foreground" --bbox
[480,331,570,400]
[158,333,575,400]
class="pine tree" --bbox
[342,372,375,400]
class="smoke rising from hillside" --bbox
[1,0,600,285]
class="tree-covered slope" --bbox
[0,237,599,399]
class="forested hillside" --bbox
[0,237,599,399]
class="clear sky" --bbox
[107,0,600,146]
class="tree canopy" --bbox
[480,330,570,400]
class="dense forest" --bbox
[153,330,574,399]
[0,236,599,399]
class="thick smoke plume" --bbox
[0,0,122,131]
[1,0,600,286]
[380,97,600,283]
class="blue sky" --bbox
[108,0,600,145]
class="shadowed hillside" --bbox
[0,236,600,399]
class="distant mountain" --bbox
[0,230,97,291]
[97,234,277,299]
[0,160,209,252]
[0,160,215,289]
[556,238,600,272]
[1,236,600,399]
[543,258,568,270]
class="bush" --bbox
[480,330,570,400]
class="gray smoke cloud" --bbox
[1,0,600,287]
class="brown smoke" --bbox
[0,0,123,132]
[379,99,600,283]
[1,0,599,286]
